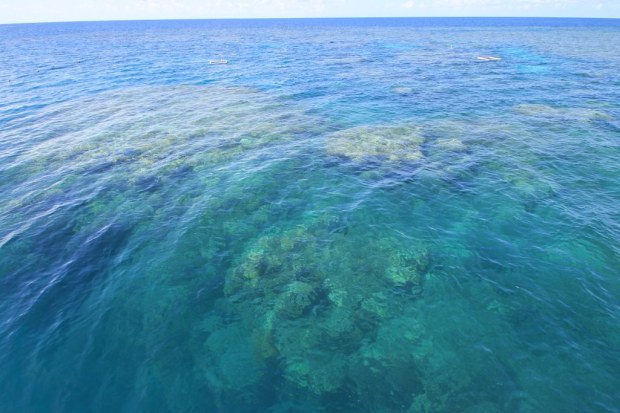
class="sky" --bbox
[1,0,619,24]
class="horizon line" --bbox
[2,15,620,27]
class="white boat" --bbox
[209,59,228,65]
[476,56,502,62]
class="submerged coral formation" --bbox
[515,103,611,121]
[195,213,447,409]
[2,90,568,411]
[3,92,607,412]
[0,85,325,249]
[385,245,430,292]
[436,137,466,151]
[326,125,424,162]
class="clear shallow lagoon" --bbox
[1,18,620,413]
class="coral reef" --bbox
[198,321,268,408]
[210,215,438,408]
[515,103,611,121]
[436,137,466,151]
[385,245,430,292]
[326,125,424,163]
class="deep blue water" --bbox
[1,18,620,413]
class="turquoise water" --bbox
[1,18,620,412]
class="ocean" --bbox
[1,17,619,413]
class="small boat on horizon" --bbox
[209,59,228,65]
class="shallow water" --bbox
[1,18,620,413]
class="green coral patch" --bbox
[326,125,425,162]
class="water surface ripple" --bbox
[1,18,620,413]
